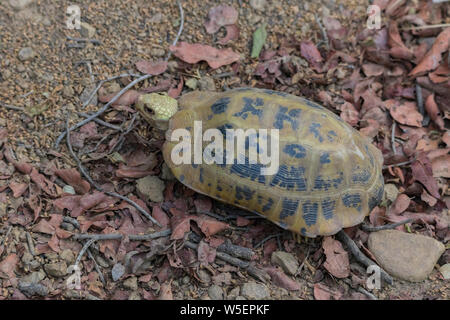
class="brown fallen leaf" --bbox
[313,282,343,300]
[391,194,411,215]
[217,24,240,45]
[386,100,423,127]
[193,215,229,237]
[135,60,168,75]
[29,168,57,197]
[425,94,445,130]
[197,240,216,265]
[411,153,441,198]
[409,27,450,77]
[170,42,240,69]
[322,236,350,278]
[158,281,173,300]
[204,4,238,34]
[98,88,141,106]
[264,266,301,291]
[300,41,323,71]
[9,182,28,198]
[339,102,359,126]
[432,154,450,178]
[0,254,18,280]
[55,168,90,194]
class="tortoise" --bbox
[137,88,384,238]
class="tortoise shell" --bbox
[162,88,384,237]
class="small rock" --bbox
[136,175,165,203]
[208,285,224,300]
[228,286,240,299]
[439,263,450,279]
[18,47,35,61]
[80,22,96,38]
[112,263,125,281]
[198,76,216,91]
[271,251,299,275]
[151,48,166,57]
[18,281,48,297]
[60,222,75,232]
[185,78,198,90]
[123,276,138,291]
[1,69,12,80]
[44,261,68,278]
[241,282,269,300]
[63,185,76,195]
[63,86,74,98]
[368,230,445,282]
[149,12,163,24]
[9,0,33,10]
[384,184,399,203]
[128,291,141,300]
[196,269,211,286]
[17,64,26,73]
[250,0,266,10]
[60,249,75,265]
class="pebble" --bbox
[198,76,216,91]
[241,282,269,300]
[136,175,165,203]
[1,69,12,81]
[368,230,445,282]
[196,269,211,286]
[123,276,138,291]
[128,291,141,300]
[250,0,266,10]
[439,263,450,280]
[18,47,35,61]
[208,285,224,300]
[44,261,68,278]
[9,0,33,10]
[185,78,198,90]
[151,48,166,57]
[80,22,96,38]
[384,184,399,203]
[271,251,299,275]
[63,185,76,195]
[59,249,75,265]
[227,286,240,299]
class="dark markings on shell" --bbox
[179,174,185,182]
[313,172,344,191]
[280,198,300,220]
[342,193,362,212]
[235,185,255,201]
[283,144,307,158]
[217,184,223,192]
[211,97,230,114]
[230,159,266,184]
[300,228,307,236]
[192,164,198,169]
[303,99,326,110]
[322,199,336,220]
[270,165,307,191]
[320,152,331,164]
[368,181,384,210]
[352,168,371,184]
[309,122,324,143]
[273,106,301,130]
[262,198,274,212]
[199,168,204,183]
[217,123,234,136]
[302,201,318,226]
[233,97,264,120]
[327,130,337,142]
[261,89,288,96]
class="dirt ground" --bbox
[0,0,448,300]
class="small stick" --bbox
[254,233,283,249]
[63,216,80,230]
[67,36,101,45]
[86,247,105,286]
[72,229,172,241]
[26,232,36,256]
[361,218,413,232]
[391,121,397,154]
[343,278,377,300]
[65,116,161,227]
[78,112,123,131]
[0,102,24,111]
[75,238,97,266]
[335,230,393,285]
[0,226,13,246]
[315,14,329,50]
[382,159,415,169]
[165,0,184,61]
[400,23,450,31]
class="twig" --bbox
[0,226,13,246]
[26,232,35,256]
[185,240,269,282]
[62,216,80,230]
[165,0,184,61]
[315,14,329,50]
[72,229,172,241]
[415,83,424,116]
[391,121,397,154]
[0,102,24,111]
[86,247,105,286]
[78,112,123,131]
[382,158,415,169]
[400,23,450,31]
[342,278,377,300]
[188,232,254,260]
[75,238,97,268]
[361,218,414,232]
[65,116,161,227]
[108,113,138,153]
[335,230,393,285]
[67,36,101,45]
[254,233,283,249]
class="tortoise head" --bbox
[136,93,178,131]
